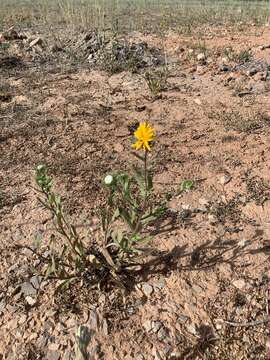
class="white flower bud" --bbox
[104,174,113,186]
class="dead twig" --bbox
[224,317,270,328]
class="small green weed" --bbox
[144,68,168,99]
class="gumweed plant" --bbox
[33,122,165,289]
[101,122,166,265]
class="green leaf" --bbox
[180,180,194,192]
[132,152,145,162]
[119,207,134,229]
[132,166,146,198]
[112,208,120,222]
[56,278,75,292]
[33,232,42,248]
[147,173,153,191]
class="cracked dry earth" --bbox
[1,26,270,359]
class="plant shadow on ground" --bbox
[130,221,268,285]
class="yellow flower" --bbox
[132,122,155,151]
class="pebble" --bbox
[25,296,36,306]
[208,214,218,224]
[102,319,109,336]
[21,281,37,296]
[192,284,203,295]
[37,334,49,348]
[30,275,42,289]
[136,355,145,360]
[153,278,166,290]
[197,53,206,61]
[141,283,153,297]
[114,143,124,153]
[214,318,224,330]
[157,327,168,341]
[88,309,99,329]
[232,279,246,290]
[220,174,232,185]
[194,98,202,105]
[152,347,163,360]
[0,300,6,313]
[143,320,152,332]
[152,321,163,333]
[219,64,231,72]
[178,314,189,323]
[186,323,197,335]
[29,37,43,48]
[46,350,60,360]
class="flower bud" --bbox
[104,174,114,186]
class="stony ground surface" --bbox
[1,24,270,359]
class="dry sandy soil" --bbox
[1,24,270,360]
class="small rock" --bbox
[163,344,173,356]
[0,300,6,313]
[259,44,270,50]
[197,53,206,61]
[18,314,27,324]
[220,174,232,185]
[143,320,152,333]
[237,239,249,247]
[29,37,43,48]
[48,343,60,351]
[152,321,162,333]
[141,283,153,297]
[88,309,99,329]
[21,281,37,296]
[208,214,218,224]
[46,350,60,360]
[246,68,258,76]
[152,347,163,360]
[196,65,206,75]
[253,71,268,81]
[157,327,168,341]
[29,332,38,341]
[113,143,124,153]
[186,323,197,335]
[37,334,49,348]
[192,284,203,295]
[153,278,166,290]
[30,275,42,290]
[178,314,189,323]
[102,319,109,335]
[219,64,231,72]
[194,98,202,105]
[25,296,36,306]
[214,318,224,330]
[221,57,229,64]
[232,279,246,290]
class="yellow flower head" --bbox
[132,122,155,151]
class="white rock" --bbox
[141,283,153,297]
[25,296,36,306]
[143,320,152,332]
[197,53,206,61]
[232,279,246,290]
[220,174,232,185]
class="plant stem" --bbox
[144,150,148,200]
[132,151,148,236]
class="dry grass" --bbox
[1,0,270,35]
